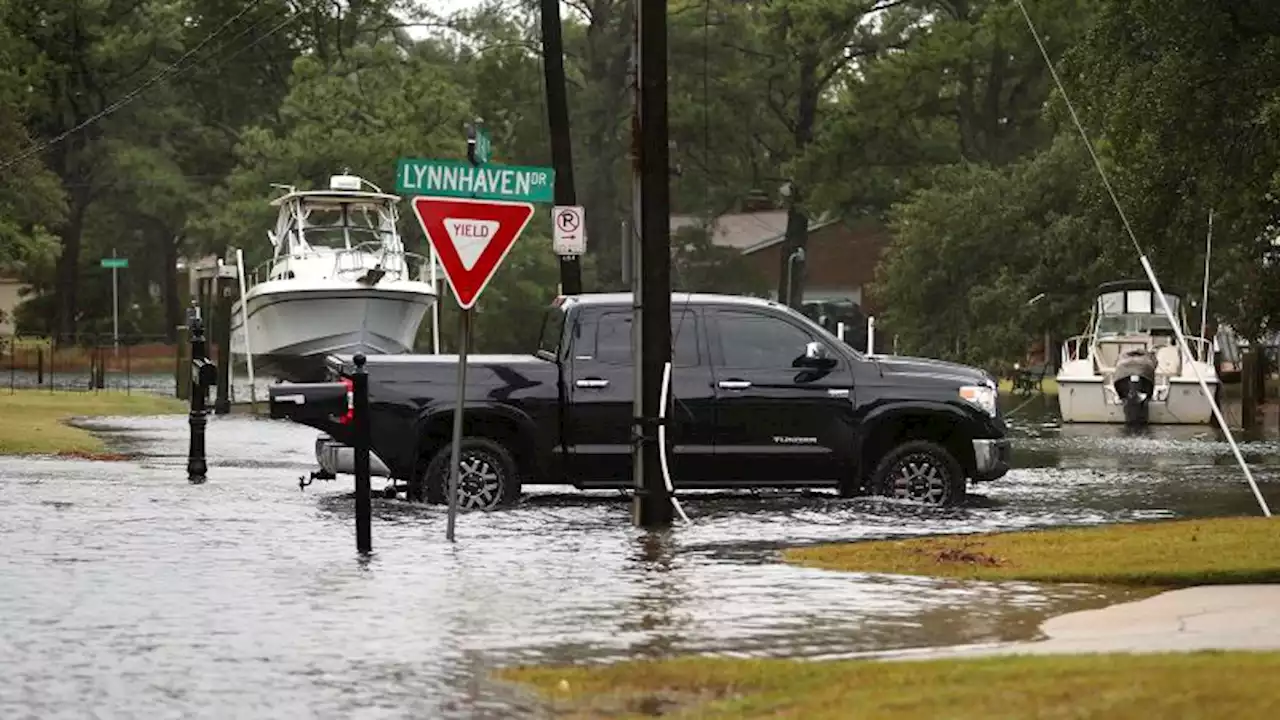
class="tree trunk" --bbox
[777,200,810,306]
[55,190,90,339]
[775,55,820,307]
[580,1,631,289]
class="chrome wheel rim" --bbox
[455,452,504,510]
[888,452,950,505]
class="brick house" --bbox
[671,210,890,314]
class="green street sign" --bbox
[100,258,128,269]
[396,157,555,204]
[475,128,492,165]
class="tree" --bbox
[1069,0,1280,340]
[717,0,920,306]
[0,4,65,302]
[875,132,1121,367]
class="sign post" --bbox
[100,252,128,355]
[409,194,535,540]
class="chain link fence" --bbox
[1,333,184,395]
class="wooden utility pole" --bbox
[539,0,583,295]
[632,0,674,527]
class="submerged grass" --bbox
[784,517,1280,587]
[0,390,183,456]
[500,651,1280,719]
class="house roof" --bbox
[671,210,831,252]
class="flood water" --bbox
[1,392,1278,718]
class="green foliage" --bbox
[1069,0,1280,340]
[0,5,65,286]
[6,0,1278,362]
[876,133,1120,367]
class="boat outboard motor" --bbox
[1112,348,1157,426]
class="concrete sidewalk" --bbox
[876,585,1280,661]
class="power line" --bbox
[0,0,268,172]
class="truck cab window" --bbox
[716,311,815,369]
[587,310,701,367]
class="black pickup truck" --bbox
[281,292,1010,509]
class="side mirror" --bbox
[798,341,837,368]
[269,381,351,422]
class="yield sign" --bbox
[411,196,535,309]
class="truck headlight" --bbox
[959,385,997,416]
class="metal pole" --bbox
[430,249,441,354]
[540,0,583,295]
[867,316,876,355]
[111,248,119,357]
[446,308,471,541]
[633,0,673,527]
[187,306,208,484]
[1200,209,1213,342]
[352,353,372,554]
[234,249,257,409]
[213,268,232,414]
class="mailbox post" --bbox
[268,355,373,555]
[187,305,217,484]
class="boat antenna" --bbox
[1014,0,1271,517]
[1201,209,1213,340]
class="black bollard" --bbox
[187,306,216,484]
[352,353,372,554]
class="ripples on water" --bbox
[1,409,1277,718]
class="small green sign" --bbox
[396,158,555,203]
[475,128,492,165]
[100,258,128,269]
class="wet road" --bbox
[2,403,1278,718]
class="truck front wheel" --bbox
[422,437,521,509]
[870,440,966,507]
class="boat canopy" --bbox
[1093,281,1184,336]
[269,188,404,259]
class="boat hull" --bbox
[1056,378,1219,424]
[230,281,435,382]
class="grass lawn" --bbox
[500,651,1280,719]
[502,518,1280,717]
[0,390,183,457]
[784,517,1280,587]
[997,376,1059,396]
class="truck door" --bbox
[564,307,715,488]
[707,307,856,486]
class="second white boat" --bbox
[1056,280,1220,425]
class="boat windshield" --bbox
[1095,289,1181,335]
[291,201,399,251]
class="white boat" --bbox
[230,174,438,382]
[1057,280,1220,425]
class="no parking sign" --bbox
[553,205,585,256]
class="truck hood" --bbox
[871,354,993,387]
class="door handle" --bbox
[717,380,752,390]
[575,378,610,389]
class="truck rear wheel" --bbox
[422,437,521,510]
[870,440,966,507]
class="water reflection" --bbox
[0,409,1276,717]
